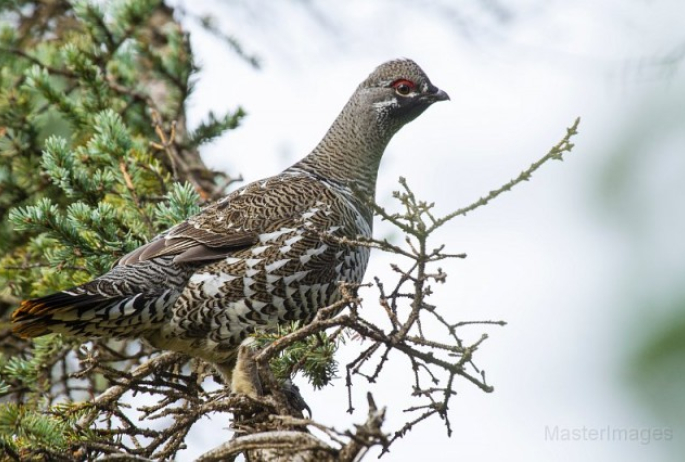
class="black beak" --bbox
[432,88,450,102]
[424,86,450,103]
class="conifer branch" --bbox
[430,117,580,230]
[0,1,580,460]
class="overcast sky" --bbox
[171,1,685,460]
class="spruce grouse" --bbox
[12,59,449,381]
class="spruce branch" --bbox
[0,1,249,456]
[429,117,580,230]
[0,1,582,459]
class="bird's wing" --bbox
[118,221,259,265]
[118,175,327,266]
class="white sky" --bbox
[171,1,685,460]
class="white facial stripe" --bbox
[372,98,398,109]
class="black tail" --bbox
[12,289,167,338]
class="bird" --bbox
[12,58,449,384]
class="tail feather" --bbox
[12,290,171,339]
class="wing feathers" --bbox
[118,221,258,266]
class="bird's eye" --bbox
[391,79,416,96]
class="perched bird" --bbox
[12,59,449,383]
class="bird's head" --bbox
[297,58,449,189]
[355,58,450,135]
